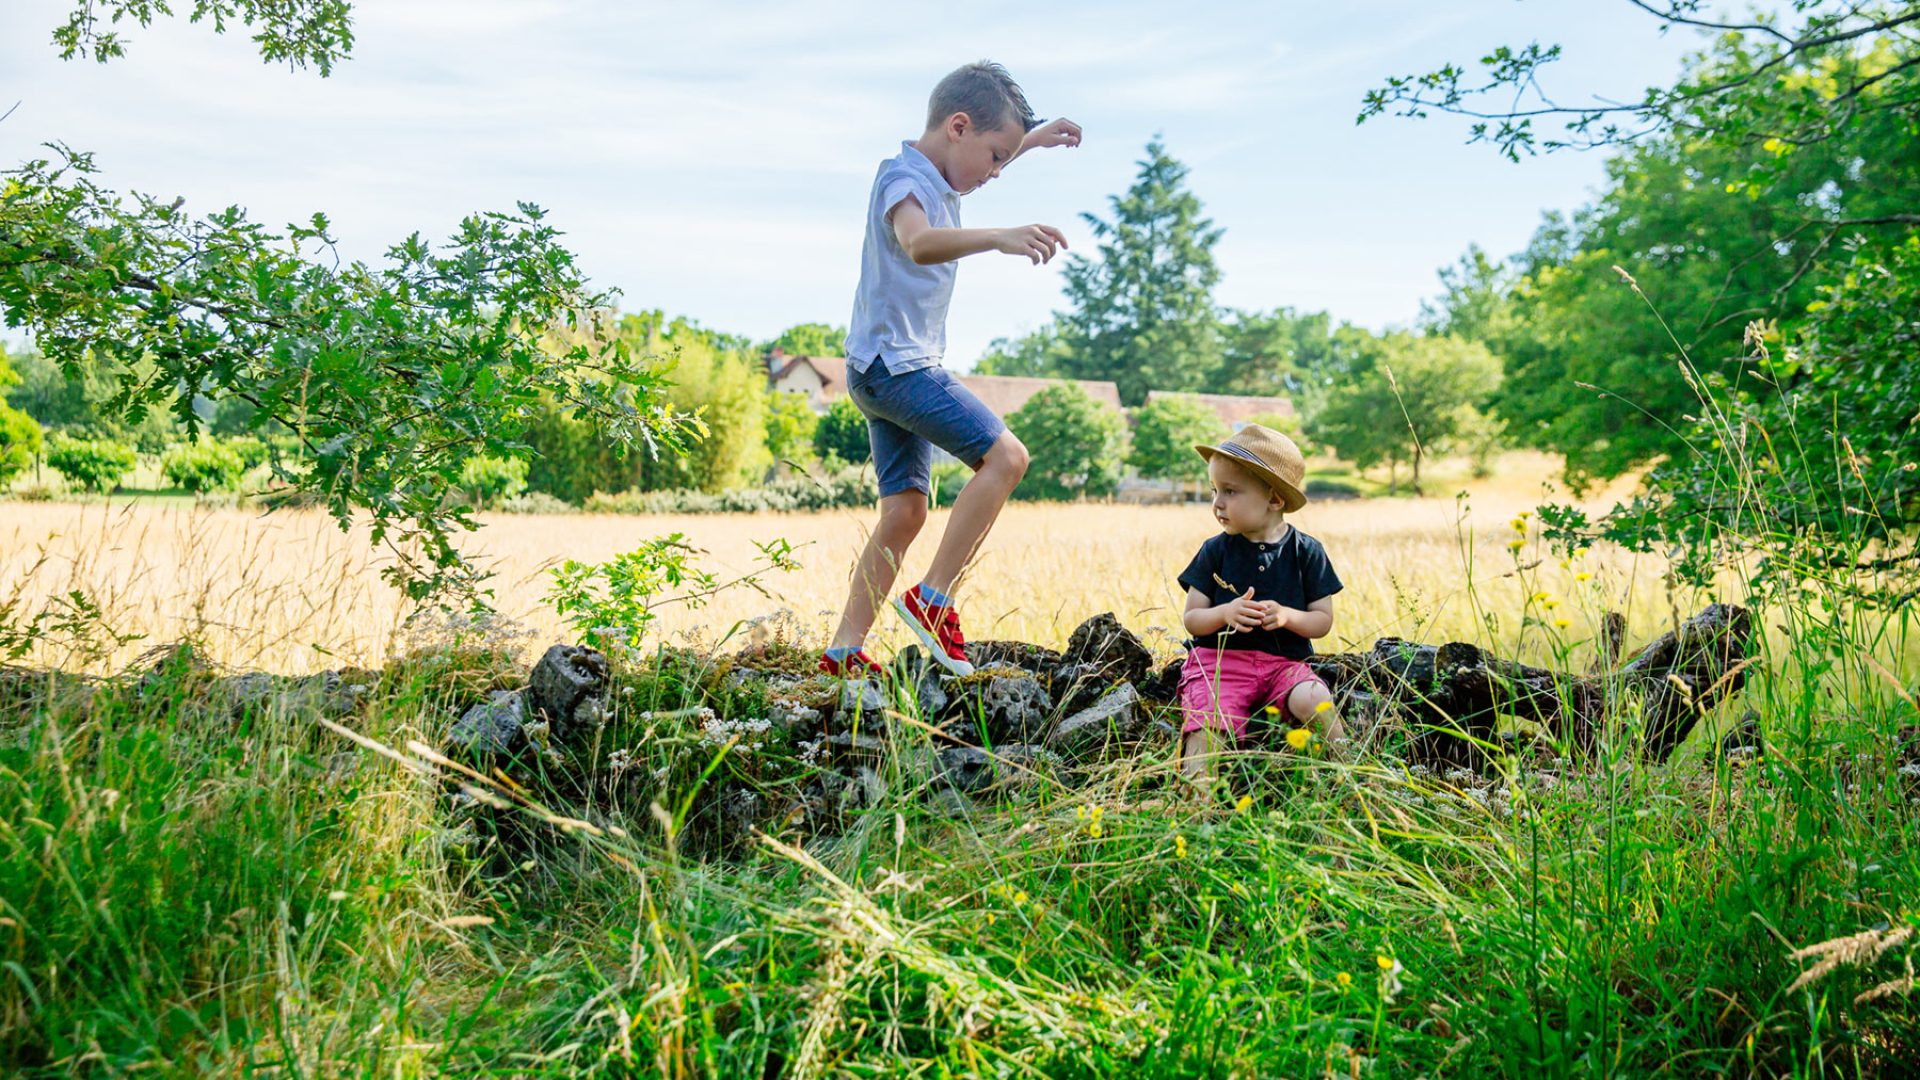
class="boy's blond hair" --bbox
[927,61,1040,134]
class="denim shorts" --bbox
[847,359,1006,498]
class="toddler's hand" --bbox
[1024,118,1083,150]
[1260,603,1290,630]
[1223,587,1263,632]
[996,224,1067,264]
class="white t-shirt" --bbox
[843,142,961,375]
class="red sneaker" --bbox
[818,648,884,678]
[893,588,974,675]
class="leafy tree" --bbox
[1377,1,1920,602]
[2,5,693,601]
[1055,139,1224,405]
[1311,334,1501,493]
[45,434,135,493]
[812,396,871,465]
[161,439,246,492]
[48,0,355,72]
[0,351,43,484]
[1006,384,1128,501]
[764,390,819,466]
[973,324,1071,378]
[457,454,529,508]
[1127,395,1220,490]
[764,322,847,358]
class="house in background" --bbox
[954,374,1123,419]
[766,349,847,411]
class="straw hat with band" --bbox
[1194,424,1308,512]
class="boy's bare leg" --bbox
[829,492,929,650]
[1179,727,1226,782]
[1287,681,1347,754]
[919,431,1029,595]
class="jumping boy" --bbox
[818,61,1082,678]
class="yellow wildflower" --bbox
[1286,728,1312,751]
[1376,954,1395,971]
[1335,971,1352,989]
[1013,891,1028,905]
[1508,538,1525,552]
[1235,794,1253,814]
[1575,571,1593,582]
[1089,822,1104,839]
[1543,598,1559,610]
[1554,618,1571,629]
[1264,703,1280,716]
[1530,590,1550,604]
[1510,518,1527,533]
[1174,834,1188,859]
[1313,700,1333,715]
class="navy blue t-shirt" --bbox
[1178,527,1344,658]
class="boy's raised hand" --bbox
[1023,118,1083,151]
[995,224,1068,264]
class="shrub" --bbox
[765,390,819,467]
[457,454,529,508]
[1128,395,1221,485]
[1007,384,1128,501]
[0,403,42,485]
[161,439,247,492]
[45,434,136,493]
[812,396,870,464]
[496,491,575,515]
[584,466,877,515]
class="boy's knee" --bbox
[878,494,929,538]
[990,434,1030,479]
[1288,680,1333,721]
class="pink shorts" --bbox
[1179,646,1327,741]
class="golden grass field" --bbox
[3,453,1709,675]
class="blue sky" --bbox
[3,1,1723,367]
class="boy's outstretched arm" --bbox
[1008,118,1082,165]
[891,196,1067,266]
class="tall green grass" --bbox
[4,342,1919,1076]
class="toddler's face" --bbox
[1208,456,1283,535]
[944,116,1025,193]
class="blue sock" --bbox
[916,583,954,608]
[824,645,859,662]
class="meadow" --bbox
[2,453,1917,1077]
[5,453,1663,675]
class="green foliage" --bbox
[2,149,694,601]
[50,0,355,73]
[0,352,43,484]
[1055,139,1224,405]
[973,323,1072,378]
[1007,383,1128,501]
[812,395,871,465]
[582,466,877,515]
[1542,237,1920,602]
[763,390,819,466]
[1127,394,1220,484]
[1310,334,1501,492]
[1362,2,1920,161]
[763,322,846,358]
[159,438,246,492]
[457,454,529,508]
[546,534,799,654]
[44,433,135,492]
